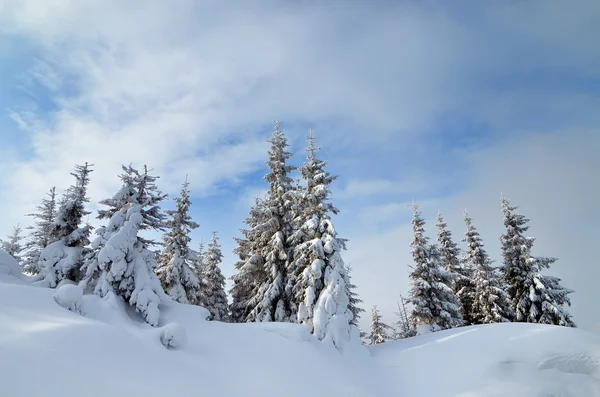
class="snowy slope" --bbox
[1,250,599,397]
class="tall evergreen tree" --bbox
[37,163,94,287]
[22,187,57,275]
[462,211,513,324]
[436,212,476,325]
[500,197,575,327]
[1,225,25,265]
[155,180,201,304]
[200,232,229,321]
[246,121,296,323]
[368,306,390,345]
[407,204,463,334]
[80,165,168,326]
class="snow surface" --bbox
[1,249,599,396]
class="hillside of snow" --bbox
[1,251,599,397]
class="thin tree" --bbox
[1,225,25,265]
[22,187,57,275]
[200,231,229,321]
[500,196,575,327]
[393,294,416,339]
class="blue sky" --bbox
[0,0,599,332]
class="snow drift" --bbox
[0,250,599,396]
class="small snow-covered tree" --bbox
[392,294,416,339]
[368,306,391,345]
[200,232,229,321]
[37,163,94,287]
[436,212,476,325]
[80,165,168,326]
[407,204,463,334]
[1,225,25,265]
[462,211,513,324]
[345,263,365,328]
[22,187,57,274]
[155,180,201,304]
[246,121,296,323]
[500,196,575,327]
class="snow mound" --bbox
[53,284,84,314]
[0,249,24,280]
[262,322,312,342]
[538,351,600,377]
[160,323,188,349]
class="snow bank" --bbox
[1,270,599,396]
[0,249,24,280]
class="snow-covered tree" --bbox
[155,180,201,304]
[245,121,296,323]
[462,211,513,324]
[229,196,269,323]
[368,306,390,345]
[436,212,476,325]
[80,165,168,326]
[392,294,416,339]
[199,232,229,321]
[22,187,57,274]
[345,263,365,328]
[407,204,463,334]
[37,163,94,287]
[500,197,575,327]
[1,225,25,265]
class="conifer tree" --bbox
[80,165,168,326]
[1,225,25,265]
[246,121,296,322]
[200,232,229,321]
[37,163,94,287]
[22,187,57,275]
[407,204,463,334]
[345,263,365,328]
[155,180,201,304]
[500,197,575,327]
[368,306,390,345]
[436,212,476,325]
[462,211,513,324]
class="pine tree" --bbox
[37,163,94,287]
[500,196,575,327]
[22,187,57,275]
[246,121,296,323]
[200,232,229,321]
[392,294,416,339]
[462,211,513,324]
[229,196,269,323]
[1,225,25,265]
[407,204,463,334]
[155,180,201,304]
[436,212,476,325]
[368,306,390,345]
[80,165,168,326]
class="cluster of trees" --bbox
[367,200,575,345]
[1,120,575,349]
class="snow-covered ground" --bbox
[1,251,599,396]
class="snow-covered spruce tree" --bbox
[80,165,168,326]
[22,187,57,275]
[37,163,94,287]
[187,240,206,306]
[500,197,575,327]
[1,225,25,265]
[229,196,269,323]
[407,204,463,334]
[155,180,201,304]
[436,212,476,325]
[200,232,229,321]
[392,294,416,339]
[246,121,296,323]
[368,306,391,345]
[345,263,365,328]
[462,211,513,324]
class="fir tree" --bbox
[37,163,94,287]
[462,211,513,324]
[155,180,201,304]
[436,212,476,325]
[345,263,365,328]
[368,306,390,345]
[200,232,229,321]
[22,187,57,275]
[246,121,296,323]
[407,204,463,334]
[80,165,168,326]
[1,225,25,265]
[500,196,575,327]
